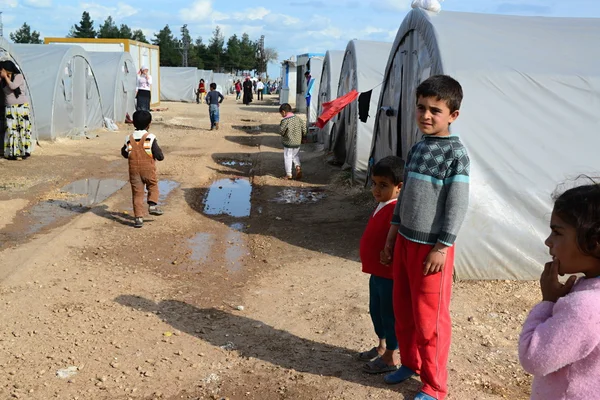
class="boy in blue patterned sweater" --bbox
[381,75,470,400]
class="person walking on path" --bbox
[243,77,253,105]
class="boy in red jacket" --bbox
[359,156,404,373]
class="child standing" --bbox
[278,103,307,180]
[197,79,206,104]
[121,110,164,228]
[205,83,224,130]
[381,75,470,400]
[359,156,404,374]
[519,182,600,399]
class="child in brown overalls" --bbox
[121,110,164,228]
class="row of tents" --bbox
[159,67,234,102]
[301,8,600,280]
[0,39,139,144]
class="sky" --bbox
[1,0,600,77]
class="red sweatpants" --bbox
[393,235,454,400]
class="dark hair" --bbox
[416,75,463,113]
[372,156,405,185]
[209,83,217,90]
[279,103,292,113]
[200,79,204,83]
[553,179,600,258]
[133,110,152,130]
[0,60,22,98]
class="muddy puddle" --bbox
[157,180,180,204]
[271,188,327,204]
[61,178,127,206]
[187,223,248,273]
[203,178,252,217]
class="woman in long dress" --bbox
[0,60,31,160]
[136,66,152,111]
[242,77,253,105]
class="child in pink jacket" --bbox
[519,181,600,400]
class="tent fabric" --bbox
[11,44,104,140]
[160,67,198,102]
[331,40,392,184]
[89,52,136,122]
[0,38,38,150]
[369,8,600,280]
[212,72,233,95]
[316,50,344,146]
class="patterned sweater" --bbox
[391,135,469,246]
[279,114,307,148]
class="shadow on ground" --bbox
[115,295,420,396]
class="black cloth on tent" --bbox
[358,90,372,123]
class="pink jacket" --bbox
[519,278,600,400]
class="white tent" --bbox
[89,52,136,123]
[0,38,38,151]
[12,44,104,140]
[212,72,232,95]
[369,8,600,280]
[330,40,392,184]
[159,67,198,102]
[316,50,344,147]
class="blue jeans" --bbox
[209,104,219,128]
[369,275,398,350]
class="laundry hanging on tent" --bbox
[315,89,360,129]
[358,90,373,123]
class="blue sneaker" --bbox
[384,365,417,384]
[414,392,437,400]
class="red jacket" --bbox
[360,201,396,279]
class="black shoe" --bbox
[134,217,143,228]
[148,205,164,216]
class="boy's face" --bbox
[416,95,459,137]
[371,175,402,203]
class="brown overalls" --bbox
[128,132,158,217]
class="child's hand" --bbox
[380,245,393,265]
[423,248,447,275]
[540,260,577,302]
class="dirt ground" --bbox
[0,96,538,400]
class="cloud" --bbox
[371,0,411,12]
[23,0,52,8]
[0,0,18,7]
[180,0,216,21]
[289,1,326,6]
[496,3,552,14]
[79,2,138,20]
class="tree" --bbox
[98,16,120,38]
[238,33,257,72]
[206,26,225,71]
[131,29,148,43]
[193,37,208,69]
[9,22,42,44]
[119,24,133,40]
[152,25,179,66]
[71,11,96,38]
[223,34,241,74]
